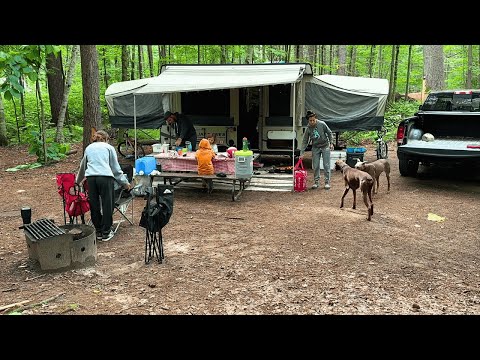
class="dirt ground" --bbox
[0,141,479,315]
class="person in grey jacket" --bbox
[299,110,334,190]
[76,130,131,241]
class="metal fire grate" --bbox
[24,218,65,241]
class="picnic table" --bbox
[147,152,258,201]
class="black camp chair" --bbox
[139,184,174,264]
[112,164,135,233]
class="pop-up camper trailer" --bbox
[105,63,388,156]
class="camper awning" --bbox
[135,64,309,94]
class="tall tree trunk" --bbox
[246,45,254,64]
[80,45,102,152]
[284,45,290,63]
[466,45,473,88]
[405,45,413,101]
[261,45,265,63]
[130,45,136,80]
[19,77,26,125]
[0,95,7,146]
[392,45,400,102]
[56,45,79,143]
[347,46,354,75]
[220,45,227,64]
[320,45,325,75]
[307,45,315,65]
[388,45,396,103]
[147,45,154,77]
[102,47,109,88]
[368,45,376,78]
[377,45,383,78]
[350,46,357,76]
[36,79,48,164]
[121,45,129,81]
[137,45,144,79]
[337,45,347,75]
[313,45,318,74]
[329,45,334,74]
[197,45,201,64]
[46,50,65,126]
[158,45,166,75]
[423,45,444,91]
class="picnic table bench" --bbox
[149,172,250,201]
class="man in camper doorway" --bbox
[299,110,334,190]
[164,111,197,151]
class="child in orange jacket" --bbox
[195,138,216,192]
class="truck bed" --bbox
[402,138,480,151]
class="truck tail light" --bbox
[396,125,405,145]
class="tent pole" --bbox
[134,94,137,161]
[292,81,296,192]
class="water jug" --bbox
[185,141,192,152]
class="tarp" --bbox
[305,74,389,132]
[136,64,308,94]
[105,64,310,129]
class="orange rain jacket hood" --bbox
[195,138,215,175]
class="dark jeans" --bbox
[87,176,114,235]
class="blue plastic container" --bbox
[135,156,156,175]
[346,147,367,154]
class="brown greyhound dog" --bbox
[355,159,390,195]
[335,159,374,221]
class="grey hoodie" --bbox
[300,119,333,156]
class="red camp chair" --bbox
[56,173,90,225]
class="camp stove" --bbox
[22,217,97,271]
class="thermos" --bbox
[21,207,32,224]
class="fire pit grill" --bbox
[23,220,96,271]
[24,218,65,241]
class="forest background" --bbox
[0,44,476,166]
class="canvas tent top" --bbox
[304,74,389,132]
[314,74,389,95]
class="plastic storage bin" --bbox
[135,156,157,175]
[346,147,367,154]
[346,152,364,168]
[234,150,253,179]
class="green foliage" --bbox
[5,162,42,172]
[340,100,420,146]
[22,122,70,163]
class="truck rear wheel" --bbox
[399,157,419,177]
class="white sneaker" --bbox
[102,230,115,242]
[311,183,319,189]
[324,183,331,190]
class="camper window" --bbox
[269,84,291,116]
[181,89,230,116]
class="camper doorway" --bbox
[238,87,260,151]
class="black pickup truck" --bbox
[396,90,480,176]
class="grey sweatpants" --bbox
[311,145,331,184]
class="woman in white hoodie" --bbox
[76,130,131,241]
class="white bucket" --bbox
[152,143,162,153]
[161,143,170,153]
